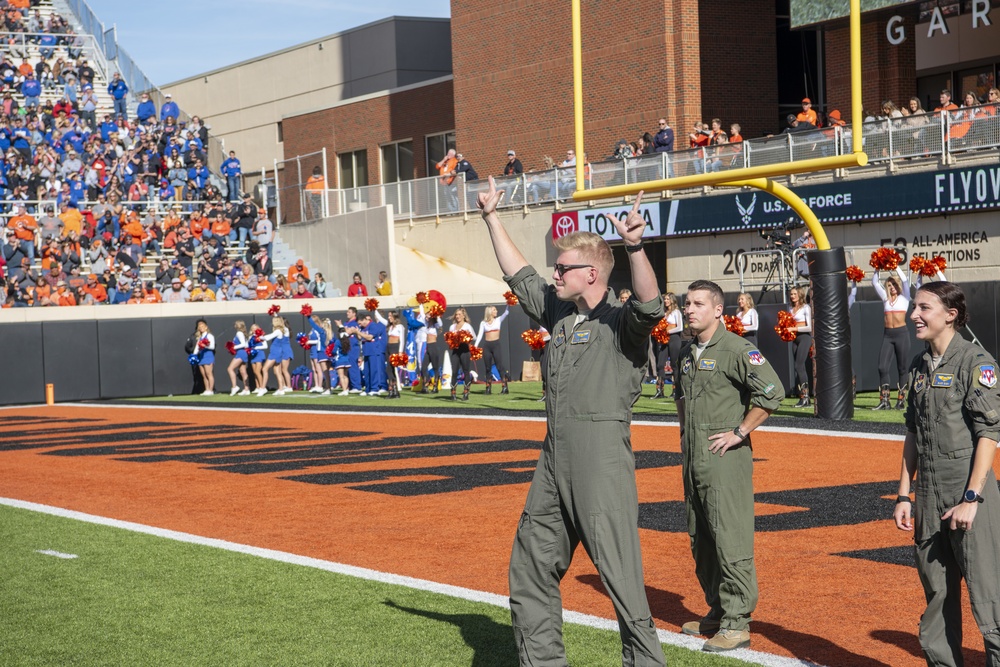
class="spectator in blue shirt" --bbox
[220,151,242,201]
[99,115,119,142]
[20,73,41,108]
[160,93,179,121]
[653,117,675,178]
[135,92,156,124]
[107,73,129,119]
[39,34,56,59]
[187,159,209,195]
[357,313,389,395]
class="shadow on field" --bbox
[871,628,985,666]
[580,575,895,667]
[383,599,517,666]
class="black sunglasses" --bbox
[554,263,593,277]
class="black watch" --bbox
[625,241,644,254]
[964,489,985,504]
[732,426,746,440]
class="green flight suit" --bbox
[904,334,1000,666]
[506,266,666,667]
[676,324,783,632]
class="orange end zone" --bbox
[0,404,994,666]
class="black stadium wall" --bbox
[0,306,543,406]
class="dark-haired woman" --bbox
[872,267,910,410]
[894,281,1000,664]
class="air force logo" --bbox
[979,365,997,388]
[914,374,926,393]
[682,357,692,374]
[747,350,765,366]
[698,359,717,371]
[736,193,757,226]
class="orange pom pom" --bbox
[869,247,901,271]
[426,303,445,318]
[503,291,519,306]
[415,291,428,304]
[774,310,798,342]
[909,256,925,274]
[364,298,379,311]
[469,345,483,361]
[389,353,409,367]
[651,318,670,344]
[521,329,547,350]
[932,255,947,272]
[845,265,864,282]
[724,315,745,336]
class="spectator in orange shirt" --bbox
[210,213,234,245]
[162,207,184,235]
[287,259,310,283]
[934,89,959,113]
[797,98,818,126]
[126,285,145,304]
[729,123,744,144]
[7,205,37,259]
[81,273,108,304]
[123,215,144,264]
[304,166,326,219]
[189,210,209,241]
[436,148,459,211]
[689,122,711,174]
[142,281,162,303]
[35,282,53,306]
[58,202,83,239]
[255,273,274,300]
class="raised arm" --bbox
[607,190,657,304]
[475,320,487,347]
[872,270,888,301]
[478,176,529,277]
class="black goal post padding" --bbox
[808,247,854,420]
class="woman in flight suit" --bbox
[894,281,1000,666]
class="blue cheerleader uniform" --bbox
[198,334,215,366]
[264,330,286,362]
[234,332,251,364]
[279,329,294,362]
[308,319,329,362]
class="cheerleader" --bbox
[227,321,252,396]
[250,326,267,391]
[475,305,510,394]
[655,293,684,399]
[872,267,910,410]
[448,307,476,401]
[195,319,216,395]
[331,324,353,396]
[375,309,406,399]
[305,314,331,394]
[280,317,295,392]
[418,303,444,394]
[789,286,813,408]
[258,316,290,396]
[737,292,759,347]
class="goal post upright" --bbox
[569,0,866,418]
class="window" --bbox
[426,131,456,177]
[381,141,414,183]
[338,149,368,189]
[276,121,283,143]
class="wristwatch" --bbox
[625,241,644,254]
[963,489,985,504]
[732,426,746,441]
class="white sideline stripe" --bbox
[35,549,77,559]
[1,497,821,667]
[67,402,902,441]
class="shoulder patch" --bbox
[978,365,997,388]
[747,350,766,366]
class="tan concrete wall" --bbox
[161,18,451,176]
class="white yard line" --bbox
[1,497,822,667]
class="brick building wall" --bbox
[282,79,456,191]
[698,0,778,139]
[825,13,916,120]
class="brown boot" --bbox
[703,628,750,652]
[681,617,721,637]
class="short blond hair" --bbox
[553,231,614,280]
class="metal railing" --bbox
[274,103,1000,225]
[0,31,109,80]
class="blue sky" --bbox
[83,0,451,86]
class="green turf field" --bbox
[0,505,755,666]
[135,380,906,425]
